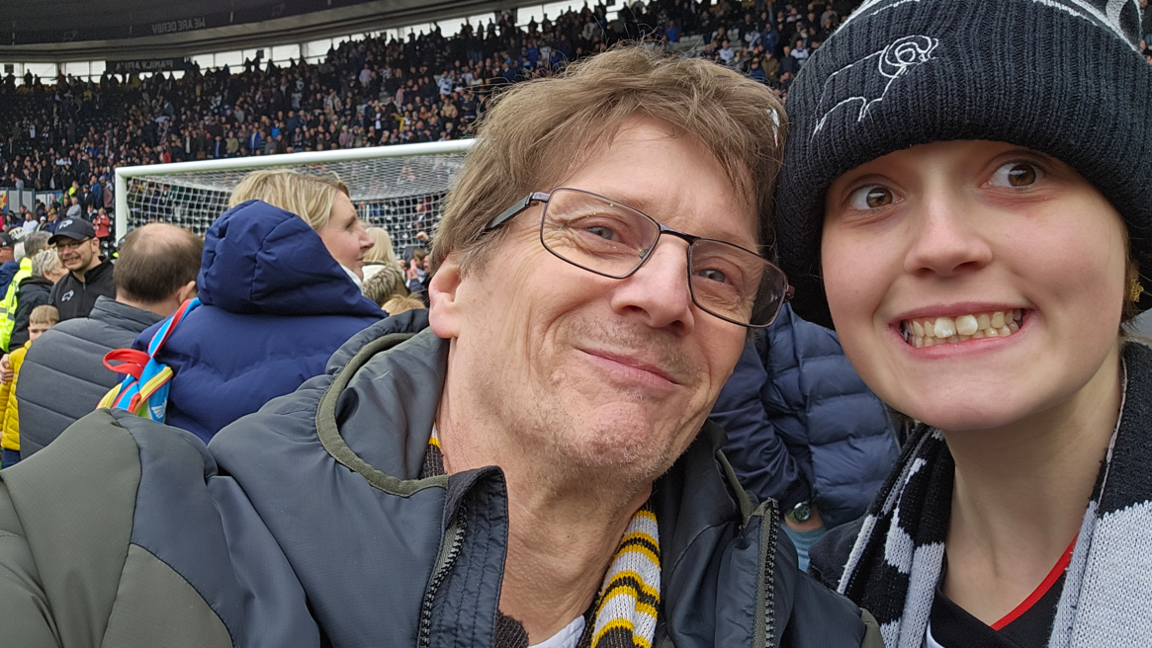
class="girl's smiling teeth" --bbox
[900,310,1024,347]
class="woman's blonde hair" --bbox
[382,294,426,315]
[229,169,349,231]
[364,227,398,266]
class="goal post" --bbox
[113,139,474,250]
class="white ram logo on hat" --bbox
[811,34,939,140]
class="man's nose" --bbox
[608,241,695,333]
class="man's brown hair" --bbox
[430,45,787,273]
[115,224,203,304]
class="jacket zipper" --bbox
[418,510,467,648]
[753,498,779,648]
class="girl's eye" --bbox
[847,185,895,210]
[990,162,1044,188]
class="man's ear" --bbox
[176,280,198,303]
[428,255,463,339]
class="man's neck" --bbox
[116,294,179,318]
[436,382,651,644]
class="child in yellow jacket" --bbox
[0,304,59,468]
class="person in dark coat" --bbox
[130,177,382,443]
[0,234,19,296]
[9,248,69,350]
[17,223,202,458]
[710,303,898,569]
[48,217,115,321]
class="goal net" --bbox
[113,140,474,251]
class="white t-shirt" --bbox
[341,264,363,289]
[529,616,585,648]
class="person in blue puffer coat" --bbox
[710,303,899,570]
[133,171,383,443]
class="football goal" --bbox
[113,140,474,250]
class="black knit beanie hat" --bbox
[775,0,1152,329]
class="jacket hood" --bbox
[198,200,382,317]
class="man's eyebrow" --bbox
[598,191,759,250]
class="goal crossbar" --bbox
[113,139,475,239]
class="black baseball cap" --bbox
[49,218,96,245]
[0,234,13,249]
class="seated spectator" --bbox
[41,208,59,234]
[20,211,37,236]
[406,246,431,301]
[48,218,116,321]
[65,196,81,220]
[126,170,383,442]
[9,248,68,350]
[16,223,201,458]
[0,304,58,468]
[718,38,735,62]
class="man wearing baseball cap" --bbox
[48,218,115,321]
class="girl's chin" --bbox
[888,394,1028,433]
[903,409,1022,434]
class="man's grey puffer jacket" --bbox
[17,295,163,457]
[0,311,883,647]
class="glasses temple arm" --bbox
[484,192,551,230]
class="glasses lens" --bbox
[540,189,659,278]
[689,240,789,327]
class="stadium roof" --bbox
[0,0,524,62]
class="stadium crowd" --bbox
[0,0,864,201]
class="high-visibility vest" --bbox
[0,258,33,353]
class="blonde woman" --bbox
[131,169,384,442]
[229,169,375,286]
[360,227,408,304]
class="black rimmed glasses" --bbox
[486,187,793,328]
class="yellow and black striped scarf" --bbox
[424,429,660,648]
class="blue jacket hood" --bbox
[198,200,382,317]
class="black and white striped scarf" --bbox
[834,342,1152,648]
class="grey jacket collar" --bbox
[88,295,164,332]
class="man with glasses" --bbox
[0,48,880,647]
[48,217,115,321]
